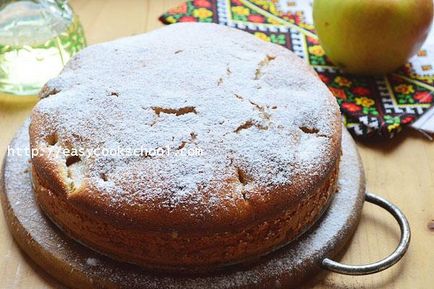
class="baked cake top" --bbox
[30,23,341,232]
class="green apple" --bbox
[313,0,433,75]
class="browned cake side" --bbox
[30,23,342,272]
[32,161,338,271]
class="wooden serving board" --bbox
[0,123,365,289]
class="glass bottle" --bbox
[0,0,86,96]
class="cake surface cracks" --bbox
[30,23,341,232]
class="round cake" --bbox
[29,23,342,272]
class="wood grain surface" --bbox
[0,1,432,288]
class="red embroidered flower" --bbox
[179,16,197,22]
[248,14,265,23]
[318,74,329,83]
[352,86,370,96]
[294,14,302,23]
[168,3,187,14]
[231,0,243,6]
[194,0,211,8]
[414,91,433,103]
[307,36,319,45]
[342,102,361,113]
[401,116,415,124]
[329,87,347,100]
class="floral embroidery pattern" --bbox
[253,32,288,46]
[305,36,335,66]
[161,0,214,23]
[230,0,281,25]
[322,74,380,118]
[160,0,434,138]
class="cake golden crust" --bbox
[30,23,342,270]
[32,162,338,271]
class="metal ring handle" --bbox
[321,192,411,275]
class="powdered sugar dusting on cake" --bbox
[30,23,341,226]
